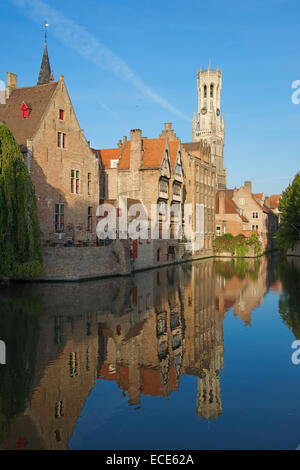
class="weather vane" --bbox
[44,20,49,42]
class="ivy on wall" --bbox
[214,233,262,257]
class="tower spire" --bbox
[37,21,52,86]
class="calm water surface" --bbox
[1,255,300,450]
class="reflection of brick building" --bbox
[4,259,226,450]
[215,257,268,326]
[0,42,99,245]
[98,260,224,420]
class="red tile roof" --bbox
[168,140,179,167]
[253,193,263,201]
[0,82,58,149]
[216,190,249,222]
[93,148,121,169]
[141,138,166,169]
[269,194,281,210]
[100,137,168,171]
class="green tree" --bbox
[276,172,300,251]
[0,124,43,277]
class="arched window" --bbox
[210,84,214,98]
[203,85,207,98]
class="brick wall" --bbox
[42,240,131,280]
[29,77,99,245]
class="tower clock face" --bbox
[201,107,207,115]
[216,108,220,116]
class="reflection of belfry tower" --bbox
[195,298,224,420]
[196,368,222,420]
[192,65,226,189]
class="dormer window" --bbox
[59,109,64,120]
[20,102,31,119]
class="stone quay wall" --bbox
[41,240,131,281]
[287,241,300,257]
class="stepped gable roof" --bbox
[0,82,58,150]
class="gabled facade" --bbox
[0,66,99,245]
[215,181,279,249]
[93,123,186,265]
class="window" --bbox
[20,102,29,119]
[239,198,245,205]
[203,84,207,98]
[252,212,258,218]
[57,132,66,148]
[217,226,221,236]
[252,225,259,231]
[157,318,166,336]
[55,204,64,233]
[59,109,64,120]
[87,207,93,232]
[69,352,78,378]
[173,182,181,196]
[71,170,80,194]
[88,173,91,195]
[110,159,118,169]
[210,83,214,98]
[55,400,64,418]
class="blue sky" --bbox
[0,0,299,195]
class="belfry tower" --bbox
[192,66,226,189]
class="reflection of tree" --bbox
[0,294,41,446]
[278,259,300,339]
[214,258,261,280]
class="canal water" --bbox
[0,254,300,450]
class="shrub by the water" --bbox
[214,232,262,256]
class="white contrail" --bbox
[11,0,190,121]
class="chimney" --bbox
[117,139,122,148]
[130,129,142,170]
[164,122,172,130]
[6,72,17,100]
[244,181,252,193]
[219,191,225,215]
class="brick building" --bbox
[93,123,186,264]
[0,42,99,246]
[215,181,279,249]
[181,140,217,256]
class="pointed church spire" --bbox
[37,22,52,86]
